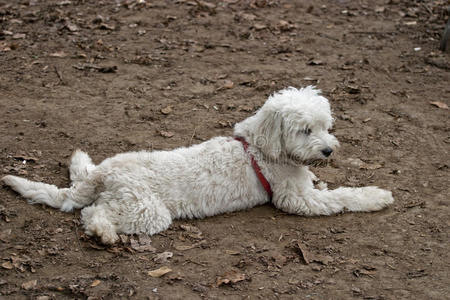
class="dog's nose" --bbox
[321,147,333,157]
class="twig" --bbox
[188,127,197,145]
[74,226,86,256]
[183,259,207,267]
[349,31,395,35]
[404,201,425,209]
[54,66,65,85]
[420,3,433,16]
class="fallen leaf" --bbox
[345,84,361,94]
[166,272,183,282]
[278,20,295,31]
[91,279,101,287]
[97,23,116,30]
[225,250,240,255]
[404,21,417,26]
[174,240,205,251]
[253,23,267,30]
[21,279,37,290]
[98,66,117,73]
[180,224,200,232]
[148,266,172,278]
[50,51,68,58]
[295,241,310,264]
[174,244,195,251]
[130,235,156,252]
[430,101,448,110]
[65,23,79,32]
[217,120,232,128]
[160,131,174,138]
[241,13,256,21]
[72,63,117,73]
[238,105,253,112]
[12,33,26,39]
[222,80,234,89]
[161,106,173,115]
[342,158,382,170]
[2,261,13,270]
[307,59,324,66]
[197,0,216,10]
[312,255,334,265]
[13,154,38,162]
[272,252,287,265]
[88,243,105,250]
[216,270,246,287]
[154,251,173,263]
[119,234,129,244]
[0,229,12,242]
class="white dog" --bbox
[2,87,394,244]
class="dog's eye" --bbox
[302,128,312,136]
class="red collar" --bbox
[234,137,273,201]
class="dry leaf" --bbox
[216,270,246,287]
[307,59,324,66]
[312,255,334,265]
[295,241,310,264]
[238,105,253,112]
[12,33,26,39]
[65,23,79,32]
[222,80,234,89]
[148,266,172,278]
[174,244,195,251]
[2,261,13,270]
[180,224,200,232]
[174,240,205,251]
[160,131,174,138]
[21,279,37,290]
[430,101,448,110]
[253,23,267,30]
[160,106,173,115]
[50,51,68,58]
[98,23,115,30]
[272,252,287,265]
[241,13,257,21]
[119,234,129,244]
[130,236,156,252]
[154,251,173,263]
[91,279,101,287]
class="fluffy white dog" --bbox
[2,87,394,244]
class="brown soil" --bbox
[1,0,449,299]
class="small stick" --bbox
[189,127,197,145]
[74,226,86,256]
[54,66,64,84]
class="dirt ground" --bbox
[0,0,449,299]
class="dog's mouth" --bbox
[286,153,329,167]
[307,159,329,167]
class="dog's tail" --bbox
[2,150,97,212]
[69,149,96,184]
[2,175,67,208]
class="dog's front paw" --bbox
[344,186,394,212]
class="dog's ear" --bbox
[250,109,283,161]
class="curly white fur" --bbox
[2,86,394,244]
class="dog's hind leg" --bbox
[81,204,120,244]
[70,149,96,185]
[81,189,173,244]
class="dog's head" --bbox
[234,86,339,166]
